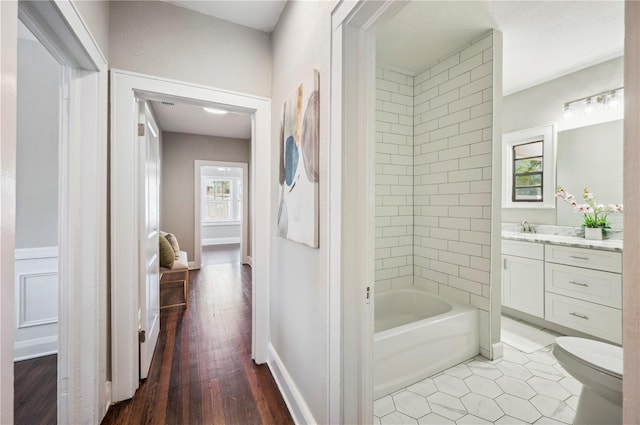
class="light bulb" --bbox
[204,107,228,115]
[563,104,573,119]
[608,92,619,110]
[584,98,594,115]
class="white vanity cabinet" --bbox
[544,245,622,344]
[502,240,544,318]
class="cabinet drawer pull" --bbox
[569,312,589,320]
[568,280,589,287]
[569,255,590,260]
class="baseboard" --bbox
[267,344,316,425]
[14,335,57,361]
[202,237,241,246]
[491,342,504,360]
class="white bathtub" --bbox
[374,289,479,399]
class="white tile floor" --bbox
[374,317,580,424]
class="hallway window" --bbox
[203,176,242,222]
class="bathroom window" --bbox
[512,141,543,202]
[503,124,556,208]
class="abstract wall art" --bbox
[277,69,319,248]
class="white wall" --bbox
[502,56,624,225]
[109,1,271,98]
[375,66,414,291]
[161,132,250,259]
[413,33,495,355]
[16,37,59,249]
[270,1,334,423]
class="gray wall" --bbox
[502,56,623,224]
[160,132,250,259]
[16,38,60,249]
[109,1,272,97]
[73,0,109,58]
[270,1,333,422]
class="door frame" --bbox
[194,160,250,268]
[110,69,271,402]
[329,2,406,423]
[0,0,108,423]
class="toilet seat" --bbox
[555,336,622,380]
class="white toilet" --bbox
[553,336,622,425]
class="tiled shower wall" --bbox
[374,32,496,353]
[374,67,414,291]
[413,33,495,352]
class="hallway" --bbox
[101,246,292,424]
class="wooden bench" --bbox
[159,250,189,309]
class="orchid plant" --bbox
[556,187,623,228]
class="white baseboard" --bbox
[15,335,57,361]
[202,237,241,246]
[267,344,316,425]
[491,342,504,360]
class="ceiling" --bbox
[150,100,251,140]
[164,0,287,32]
[376,1,624,94]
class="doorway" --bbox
[13,18,60,424]
[0,1,108,423]
[110,70,271,402]
[195,161,250,268]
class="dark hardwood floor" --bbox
[14,354,57,425]
[102,245,293,425]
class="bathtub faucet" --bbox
[520,221,535,233]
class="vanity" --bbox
[502,228,623,344]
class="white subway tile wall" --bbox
[413,33,494,353]
[375,67,415,291]
[375,32,495,353]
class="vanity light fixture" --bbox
[584,97,594,115]
[562,86,623,118]
[203,107,229,115]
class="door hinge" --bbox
[138,329,146,343]
[138,123,145,136]
[365,286,371,304]
[503,258,508,270]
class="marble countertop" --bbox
[501,230,623,252]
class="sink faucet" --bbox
[521,221,535,233]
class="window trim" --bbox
[502,124,556,209]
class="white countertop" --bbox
[501,231,623,252]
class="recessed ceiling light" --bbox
[203,107,228,115]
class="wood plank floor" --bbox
[102,246,293,425]
[14,354,57,425]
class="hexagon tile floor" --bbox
[373,343,581,425]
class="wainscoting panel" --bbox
[14,247,59,361]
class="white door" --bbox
[139,101,160,379]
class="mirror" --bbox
[555,119,623,228]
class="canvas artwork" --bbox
[277,70,319,248]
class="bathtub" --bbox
[374,289,479,399]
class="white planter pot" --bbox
[584,227,604,240]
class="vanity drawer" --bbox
[502,239,544,260]
[545,263,622,308]
[544,244,622,273]
[545,292,622,344]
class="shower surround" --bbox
[375,31,499,357]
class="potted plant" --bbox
[556,187,623,240]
